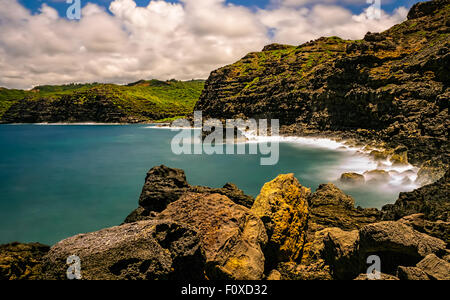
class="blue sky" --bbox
[19,0,418,16]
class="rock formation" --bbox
[251,174,310,268]
[157,193,268,280]
[42,220,205,280]
[0,243,49,280]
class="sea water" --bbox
[0,124,419,245]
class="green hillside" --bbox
[0,80,205,123]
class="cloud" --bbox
[0,0,408,89]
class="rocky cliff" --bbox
[195,0,449,167]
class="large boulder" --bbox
[398,214,450,244]
[42,220,205,280]
[340,173,365,185]
[0,243,50,280]
[126,165,255,223]
[138,165,190,212]
[251,174,310,267]
[359,221,446,273]
[157,193,267,280]
[416,254,450,280]
[320,228,361,280]
[308,183,381,231]
[397,266,430,280]
[189,183,254,208]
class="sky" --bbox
[0,0,419,89]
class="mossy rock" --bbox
[340,173,365,185]
[251,174,310,268]
[370,150,389,161]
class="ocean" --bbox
[0,124,420,245]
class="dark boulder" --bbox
[358,221,446,273]
[382,170,449,222]
[138,165,190,212]
[126,165,255,223]
[42,220,205,280]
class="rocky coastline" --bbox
[0,0,448,281]
[194,0,449,176]
[1,165,448,280]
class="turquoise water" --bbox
[0,125,409,245]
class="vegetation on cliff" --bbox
[0,80,205,123]
[195,0,449,167]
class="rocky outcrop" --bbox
[382,170,449,222]
[307,183,381,231]
[251,174,310,268]
[358,221,446,273]
[398,214,450,244]
[137,165,190,213]
[415,254,450,280]
[125,165,254,223]
[340,173,365,185]
[407,0,450,19]
[397,266,430,280]
[195,0,450,167]
[0,243,49,280]
[157,193,268,280]
[42,220,205,280]
[320,228,360,280]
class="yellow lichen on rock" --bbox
[251,174,310,266]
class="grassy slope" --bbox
[0,80,205,122]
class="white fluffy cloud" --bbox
[0,0,408,89]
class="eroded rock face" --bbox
[157,193,268,280]
[42,220,205,280]
[397,266,430,280]
[251,174,310,267]
[308,183,381,231]
[416,254,450,280]
[398,214,450,244]
[359,221,446,273]
[0,243,50,280]
[320,228,360,280]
